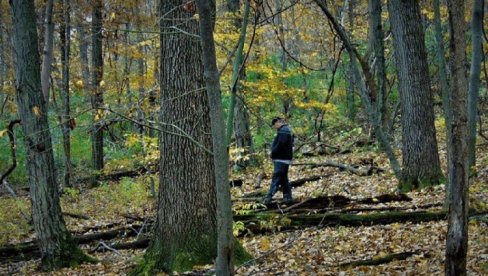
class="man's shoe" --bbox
[283,198,293,204]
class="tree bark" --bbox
[433,0,453,202]
[40,0,54,102]
[445,1,469,275]
[467,0,484,168]
[9,0,90,270]
[368,0,387,129]
[78,21,91,101]
[60,0,71,188]
[91,0,104,180]
[387,0,443,190]
[226,0,251,146]
[346,0,356,121]
[197,0,236,274]
[228,0,255,169]
[132,1,218,273]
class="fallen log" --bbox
[92,238,150,252]
[78,168,148,184]
[293,161,370,176]
[339,251,420,268]
[0,224,147,262]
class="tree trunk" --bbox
[227,0,255,169]
[275,0,291,116]
[9,0,90,270]
[387,0,443,191]
[91,0,104,181]
[197,0,235,273]
[132,0,218,273]
[346,0,356,121]
[445,1,469,275]
[78,21,91,100]
[433,0,453,202]
[226,0,251,146]
[467,0,484,168]
[124,23,131,109]
[137,25,145,135]
[40,0,54,102]
[60,0,71,188]
[368,0,387,129]
[313,0,402,181]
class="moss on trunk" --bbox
[131,236,252,275]
[39,235,95,271]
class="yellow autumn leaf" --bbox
[260,237,270,251]
[32,106,41,117]
[0,129,7,137]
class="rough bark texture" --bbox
[445,1,469,275]
[91,0,104,177]
[433,0,452,202]
[132,1,218,273]
[9,0,90,270]
[60,0,71,187]
[40,0,54,102]
[368,0,387,128]
[467,0,484,168]
[346,0,356,120]
[197,0,235,273]
[388,0,443,190]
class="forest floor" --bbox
[0,135,487,275]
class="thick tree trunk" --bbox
[445,1,469,275]
[9,0,90,270]
[368,0,387,129]
[60,0,71,188]
[388,0,443,190]
[132,1,218,273]
[91,0,104,179]
[197,0,236,273]
[467,0,484,168]
[40,0,54,102]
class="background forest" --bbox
[0,0,487,275]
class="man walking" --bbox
[264,117,294,204]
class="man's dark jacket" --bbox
[271,124,294,160]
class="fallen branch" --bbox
[63,212,90,220]
[293,161,376,176]
[338,251,420,268]
[91,239,150,252]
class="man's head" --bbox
[271,117,284,129]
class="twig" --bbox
[0,119,21,185]
[93,241,121,255]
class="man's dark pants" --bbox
[266,161,292,201]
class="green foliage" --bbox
[0,197,31,244]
